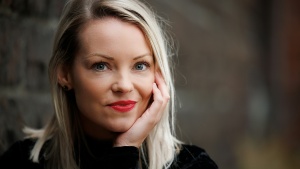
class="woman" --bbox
[0,0,218,168]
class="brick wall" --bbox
[0,0,66,153]
[1,0,299,169]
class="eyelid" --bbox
[138,61,150,66]
[133,61,151,71]
[92,61,110,71]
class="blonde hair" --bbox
[28,0,181,168]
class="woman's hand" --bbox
[113,72,170,148]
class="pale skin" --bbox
[58,17,170,148]
[114,73,169,147]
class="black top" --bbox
[0,138,218,169]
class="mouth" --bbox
[108,100,136,112]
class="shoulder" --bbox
[171,144,218,169]
[1,138,36,157]
[0,138,42,169]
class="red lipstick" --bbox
[108,100,136,112]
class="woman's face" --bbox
[69,17,155,139]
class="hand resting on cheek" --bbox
[114,72,170,148]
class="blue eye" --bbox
[134,62,149,71]
[94,62,108,71]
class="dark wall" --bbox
[1,0,299,169]
[0,0,66,153]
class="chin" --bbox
[108,122,134,133]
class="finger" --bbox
[155,72,170,100]
[120,84,163,143]
[114,83,165,147]
[154,73,170,118]
[143,83,164,121]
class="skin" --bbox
[58,17,170,147]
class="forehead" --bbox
[79,17,145,42]
[76,17,152,59]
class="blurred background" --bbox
[0,0,299,169]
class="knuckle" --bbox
[164,95,170,101]
[147,117,157,125]
[156,97,164,104]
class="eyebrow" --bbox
[86,53,152,60]
[86,53,114,60]
[133,53,152,60]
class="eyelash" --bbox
[91,60,151,71]
[134,61,150,70]
[92,61,109,71]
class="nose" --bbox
[111,72,133,93]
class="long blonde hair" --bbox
[28,0,181,168]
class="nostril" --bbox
[111,80,133,93]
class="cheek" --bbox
[136,76,154,100]
[70,69,109,109]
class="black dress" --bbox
[0,138,218,169]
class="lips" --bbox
[108,100,136,112]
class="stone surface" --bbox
[0,0,299,169]
[0,0,64,155]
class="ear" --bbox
[57,64,73,90]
